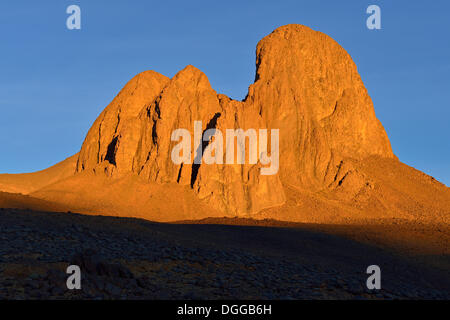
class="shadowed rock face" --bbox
[74,24,394,215]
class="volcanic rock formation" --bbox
[74,24,393,215]
[0,24,448,224]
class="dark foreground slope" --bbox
[0,209,448,300]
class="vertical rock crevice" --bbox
[190,112,221,188]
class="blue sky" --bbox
[0,0,449,186]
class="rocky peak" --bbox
[75,24,395,215]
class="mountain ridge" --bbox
[0,24,448,225]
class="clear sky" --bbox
[0,0,449,186]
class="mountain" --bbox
[0,24,448,224]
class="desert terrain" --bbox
[0,24,448,299]
[0,208,448,299]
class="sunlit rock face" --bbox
[76,24,394,215]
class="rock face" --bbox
[76,70,170,175]
[247,25,394,190]
[1,24,448,224]
[74,24,394,215]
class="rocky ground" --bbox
[0,209,448,300]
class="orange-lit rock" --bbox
[0,24,448,225]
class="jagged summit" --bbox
[0,24,448,224]
[73,24,394,214]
